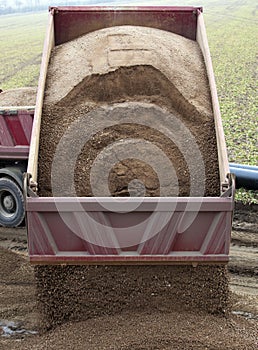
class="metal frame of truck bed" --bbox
[25,6,235,265]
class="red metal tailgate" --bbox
[26,196,234,264]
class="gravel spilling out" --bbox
[35,265,231,329]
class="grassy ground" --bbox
[0,1,257,202]
[205,1,257,202]
[0,11,47,89]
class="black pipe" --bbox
[229,163,258,190]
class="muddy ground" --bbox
[0,202,257,349]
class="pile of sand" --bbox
[0,87,36,106]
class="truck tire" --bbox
[0,177,25,227]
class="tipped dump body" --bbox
[25,6,234,265]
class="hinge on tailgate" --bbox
[221,181,229,193]
[49,6,58,14]
[23,173,38,198]
[221,173,236,199]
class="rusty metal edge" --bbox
[29,255,228,265]
[49,6,203,13]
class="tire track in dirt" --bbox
[231,230,258,248]
[229,245,258,275]
[228,203,258,319]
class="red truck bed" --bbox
[0,108,34,160]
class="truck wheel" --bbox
[0,177,25,227]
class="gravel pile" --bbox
[0,87,36,106]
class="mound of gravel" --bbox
[0,87,36,106]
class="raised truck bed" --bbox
[25,6,235,265]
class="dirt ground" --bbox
[0,202,257,349]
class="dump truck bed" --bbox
[0,107,34,160]
[26,6,234,265]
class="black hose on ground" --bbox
[229,163,258,190]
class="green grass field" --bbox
[0,11,47,88]
[0,1,257,202]
[204,0,258,202]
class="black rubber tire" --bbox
[0,177,25,227]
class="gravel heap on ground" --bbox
[0,87,36,106]
[4,310,257,350]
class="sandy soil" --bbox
[0,203,257,349]
[0,87,36,106]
